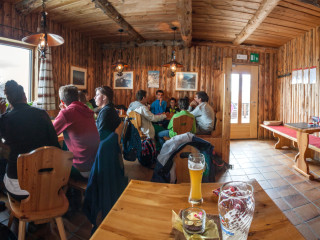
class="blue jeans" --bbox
[158,130,170,147]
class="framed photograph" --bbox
[175,72,198,91]
[148,71,160,88]
[71,66,87,89]
[114,71,133,89]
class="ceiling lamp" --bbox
[112,29,128,76]
[163,26,183,77]
[22,0,64,58]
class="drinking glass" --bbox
[218,181,255,240]
[188,153,205,204]
[182,207,206,234]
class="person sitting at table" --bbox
[54,85,100,179]
[150,90,167,115]
[0,80,59,200]
[165,97,180,114]
[79,91,94,110]
[82,89,97,109]
[188,91,215,135]
[94,86,121,139]
[127,90,167,139]
[158,97,196,146]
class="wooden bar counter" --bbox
[90,180,303,240]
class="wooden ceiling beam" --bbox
[297,0,320,7]
[233,0,281,45]
[177,0,192,48]
[15,0,48,15]
[92,0,145,43]
[103,40,184,49]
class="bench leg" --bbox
[274,133,292,149]
[293,132,315,180]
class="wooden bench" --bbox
[196,111,222,159]
[260,124,320,158]
[261,124,320,179]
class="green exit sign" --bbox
[250,53,259,62]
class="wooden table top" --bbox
[90,180,303,240]
[285,122,320,133]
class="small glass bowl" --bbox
[182,207,206,234]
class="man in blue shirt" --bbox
[150,90,167,114]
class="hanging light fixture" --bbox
[163,26,183,77]
[22,0,64,58]
[112,29,128,76]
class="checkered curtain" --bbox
[37,47,56,110]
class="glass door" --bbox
[230,65,258,139]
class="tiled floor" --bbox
[221,140,320,240]
[1,139,320,239]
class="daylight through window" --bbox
[0,43,33,101]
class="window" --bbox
[0,43,33,101]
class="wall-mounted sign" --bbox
[250,53,259,62]
[236,54,247,60]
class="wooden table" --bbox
[90,180,303,240]
[285,122,320,179]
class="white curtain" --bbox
[37,47,56,110]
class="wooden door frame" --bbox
[230,64,259,139]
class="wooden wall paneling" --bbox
[222,57,232,163]
[200,46,206,92]
[102,44,277,140]
[258,52,265,139]
[277,27,320,141]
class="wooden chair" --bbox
[163,115,194,141]
[8,146,73,240]
[128,111,147,139]
[172,115,194,135]
[174,145,200,183]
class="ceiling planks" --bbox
[10,0,320,47]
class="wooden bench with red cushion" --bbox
[260,124,320,156]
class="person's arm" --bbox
[190,105,201,117]
[53,110,71,135]
[138,106,166,122]
[150,101,156,114]
[43,112,60,148]
[162,101,167,113]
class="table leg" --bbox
[293,131,315,180]
[273,133,291,149]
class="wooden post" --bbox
[177,0,192,48]
[222,58,232,164]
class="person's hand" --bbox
[0,99,6,114]
[59,102,67,110]
[190,100,198,107]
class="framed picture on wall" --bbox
[148,71,160,88]
[71,66,87,89]
[114,72,133,89]
[175,72,198,91]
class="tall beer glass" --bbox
[218,181,255,240]
[188,153,205,204]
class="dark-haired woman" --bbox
[0,80,59,200]
[94,86,121,139]
[157,97,196,147]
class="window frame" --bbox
[0,37,38,101]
